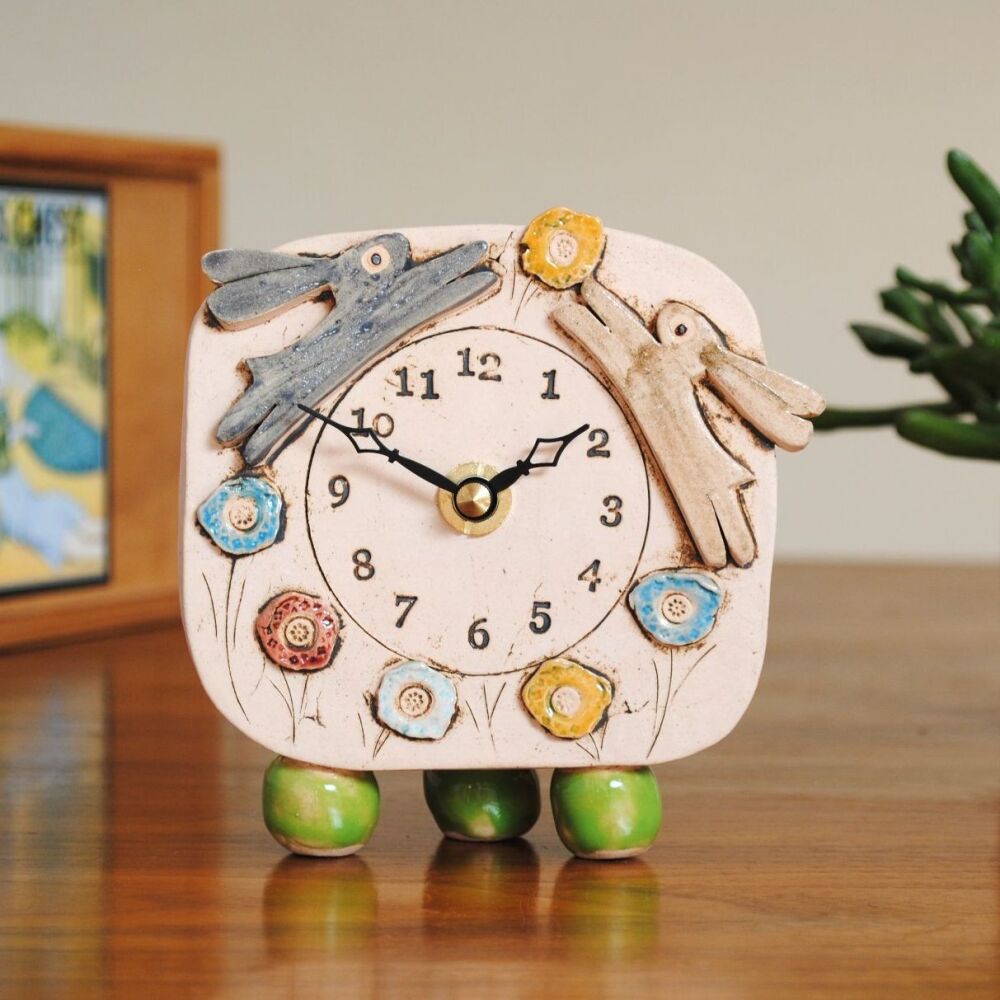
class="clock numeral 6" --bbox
[586,428,610,458]
[600,495,622,527]
[468,617,490,650]
[328,474,350,509]
[394,594,417,627]
[578,559,601,592]
[351,407,395,437]
[457,347,502,382]
[352,548,375,580]
[529,600,552,634]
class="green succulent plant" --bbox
[814,149,1000,460]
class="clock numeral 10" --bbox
[468,617,490,649]
[394,367,439,400]
[578,559,601,592]
[351,408,395,437]
[600,495,622,527]
[394,594,417,627]
[352,548,375,580]
[541,369,560,400]
[529,600,552,634]
[457,348,502,381]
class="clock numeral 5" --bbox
[600,495,622,527]
[351,407,395,437]
[394,367,439,400]
[394,594,417,627]
[352,548,375,580]
[457,347,502,382]
[468,617,490,650]
[529,600,552,634]
[578,559,601,592]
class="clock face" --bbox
[304,326,651,675]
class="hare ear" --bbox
[702,344,824,451]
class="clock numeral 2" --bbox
[468,617,490,649]
[352,548,375,580]
[457,348,502,381]
[394,367,439,400]
[578,560,601,592]
[586,428,610,458]
[328,474,350,509]
[394,594,417,627]
[600,495,622,527]
[529,600,552,634]
[541,369,560,400]
[351,408,395,437]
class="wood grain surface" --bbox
[0,563,996,998]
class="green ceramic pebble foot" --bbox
[550,766,661,859]
[423,768,541,842]
[263,756,380,857]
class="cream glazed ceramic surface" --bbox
[181,217,823,770]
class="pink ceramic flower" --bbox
[255,591,340,671]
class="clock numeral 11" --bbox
[578,559,601,592]
[394,367,439,400]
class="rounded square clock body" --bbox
[180,212,823,771]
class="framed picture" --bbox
[0,124,218,648]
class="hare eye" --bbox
[362,244,391,274]
[674,324,688,336]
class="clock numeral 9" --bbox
[600,495,622,527]
[394,594,417,627]
[586,428,610,458]
[529,600,552,634]
[351,407,395,437]
[578,559,601,592]
[468,617,490,650]
[352,548,375,580]
[457,348,502,382]
[394,367,440,400]
[328,475,350,509]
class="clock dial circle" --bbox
[304,327,650,676]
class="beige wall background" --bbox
[3,0,997,561]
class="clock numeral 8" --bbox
[468,617,490,650]
[529,600,552,634]
[352,548,375,580]
[600,495,622,527]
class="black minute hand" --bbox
[487,423,590,494]
[297,404,458,494]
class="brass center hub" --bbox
[454,478,496,521]
[437,461,512,537]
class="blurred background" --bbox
[1,0,997,562]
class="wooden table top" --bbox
[0,564,996,998]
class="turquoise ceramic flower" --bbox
[197,474,284,556]
[628,569,723,646]
[375,661,458,741]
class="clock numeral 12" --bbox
[578,559,601,592]
[394,367,439,400]
[394,594,417,627]
[457,348,502,381]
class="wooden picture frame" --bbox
[0,124,219,648]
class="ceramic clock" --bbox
[181,209,824,859]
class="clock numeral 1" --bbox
[578,559,601,592]
[351,408,395,437]
[352,548,375,580]
[586,428,610,458]
[394,367,439,400]
[541,369,560,400]
[328,474,350,509]
[394,594,417,627]
[529,600,552,634]
[468,617,490,650]
[457,347,502,382]
[600,495,622,527]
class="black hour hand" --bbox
[297,404,457,494]
[487,424,590,494]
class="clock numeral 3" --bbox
[328,475,350,509]
[541,369,560,400]
[578,559,602,592]
[600,495,622,527]
[586,428,610,458]
[529,600,552,634]
[352,548,375,580]
[351,407,395,437]
[394,367,439,400]
[468,617,490,650]
[457,347,502,382]
[394,594,417,627]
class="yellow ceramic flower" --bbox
[520,207,605,289]
[521,658,613,739]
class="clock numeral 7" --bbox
[529,600,552,634]
[578,559,601,592]
[457,347,502,382]
[394,594,417,628]
[468,617,490,650]
[394,367,439,400]
[352,548,375,580]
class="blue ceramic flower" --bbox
[197,474,284,556]
[628,569,724,646]
[375,660,458,741]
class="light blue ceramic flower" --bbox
[375,660,458,741]
[628,569,724,646]
[197,474,284,556]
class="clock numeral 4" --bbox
[328,475,350,509]
[600,495,622,527]
[529,600,552,634]
[394,367,440,400]
[586,428,610,458]
[578,559,601,592]
[394,594,417,627]
[352,548,375,580]
[457,347,502,382]
[468,617,490,650]
[541,369,560,400]
[351,407,395,437]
